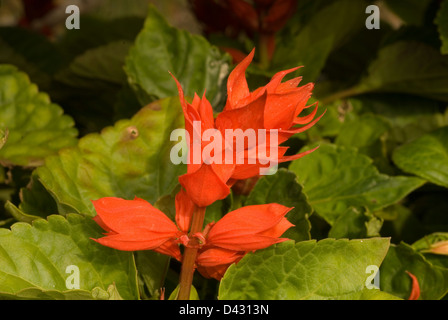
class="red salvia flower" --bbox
[92,194,293,281]
[171,49,323,205]
[172,75,236,207]
[216,48,324,179]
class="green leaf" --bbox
[328,207,383,239]
[245,169,313,242]
[436,0,448,54]
[273,0,366,83]
[135,250,170,299]
[380,243,448,300]
[0,27,64,90]
[219,238,393,300]
[0,214,139,300]
[55,41,132,88]
[33,97,186,216]
[412,233,448,270]
[350,94,448,145]
[412,232,448,253]
[355,41,448,102]
[335,113,390,149]
[124,5,230,107]
[168,284,199,300]
[392,126,448,188]
[0,65,78,167]
[289,143,425,224]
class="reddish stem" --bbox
[177,206,206,300]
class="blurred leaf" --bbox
[376,204,427,244]
[392,126,448,188]
[55,41,132,88]
[125,5,230,107]
[328,207,383,239]
[55,16,145,61]
[33,97,185,216]
[0,65,78,167]
[245,169,313,242]
[0,214,139,300]
[436,0,448,54]
[272,0,366,82]
[380,243,448,300]
[0,27,64,90]
[4,172,58,223]
[350,94,448,146]
[355,41,448,102]
[335,113,390,149]
[219,238,394,299]
[289,143,425,224]
[383,0,433,26]
[89,0,150,20]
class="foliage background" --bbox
[0,0,448,300]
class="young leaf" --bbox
[0,65,78,167]
[392,126,448,188]
[219,238,394,299]
[124,5,230,107]
[33,97,186,216]
[289,143,425,225]
[0,214,139,300]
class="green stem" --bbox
[177,206,206,300]
[258,34,271,70]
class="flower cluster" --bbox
[92,190,292,281]
[92,49,322,286]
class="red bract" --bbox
[406,271,421,300]
[195,203,293,280]
[172,75,236,207]
[92,197,184,261]
[216,48,324,179]
[172,49,323,204]
[92,195,294,281]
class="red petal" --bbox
[225,49,255,110]
[196,263,230,281]
[91,197,180,252]
[206,203,293,251]
[92,197,178,235]
[154,239,182,261]
[196,247,245,267]
[93,231,174,251]
[178,163,232,207]
[175,189,196,233]
[406,271,420,300]
[281,108,326,135]
[216,90,267,132]
[265,67,301,94]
